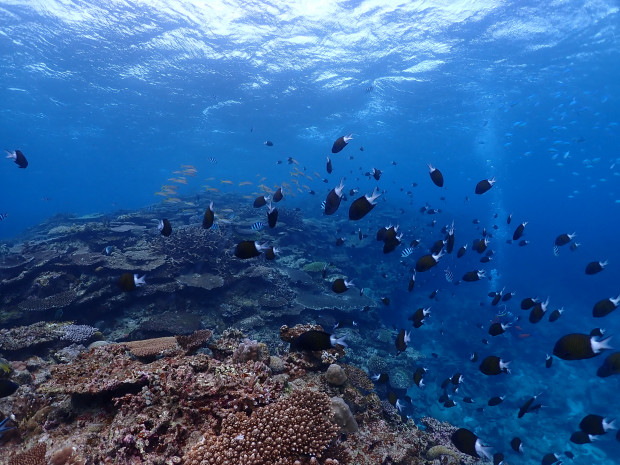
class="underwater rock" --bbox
[326,363,347,385]
[331,396,359,433]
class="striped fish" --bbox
[250,221,264,231]
[444,268,454,283]
[0,213,8,221]
[320,200,326,211]
[553,245,559,257]
[401,247,414,258]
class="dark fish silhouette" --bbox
[451,428,493,459]
[427,163,444,187]
[158,218,172,237]
[290,330,347,351]
[202,201,215,229]
[475,177,496,194]
[331,133,353,153]
[5,149,28,168]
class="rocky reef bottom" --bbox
[1,325,480,465]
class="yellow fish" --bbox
[220,180,234,185]
[239,181,253,186]
[163,197,182,203]
[204,187,220,192]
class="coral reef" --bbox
[0,327,468,465]
[59,325,99,344]
[0,197,470,465]
[184,389,339,465]
[8,442,46,465]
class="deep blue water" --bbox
[1,1,619,463]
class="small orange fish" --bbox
[239,181,252,186]
[220,180,233,185]
[518,333,531,339]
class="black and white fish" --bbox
[250,221,264,231]
[401,247,414,258]
[5,149,28,168]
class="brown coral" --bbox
[124,336,180,358]
[176,329,213,354]
[8,443,47,465]
[184,389,339,465]
[49,446,86,465]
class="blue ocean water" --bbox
[1,0,619,463]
